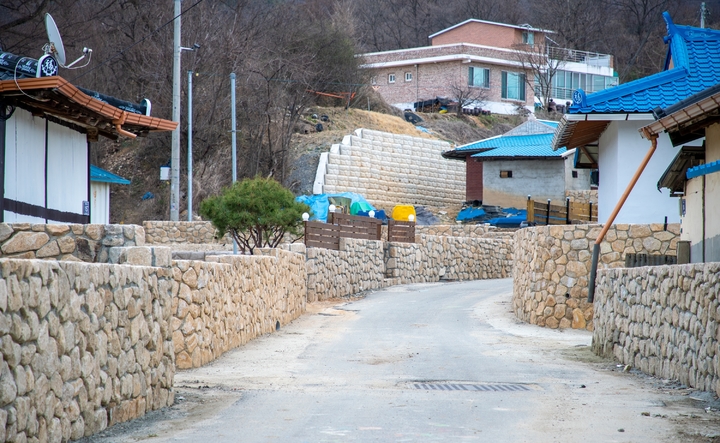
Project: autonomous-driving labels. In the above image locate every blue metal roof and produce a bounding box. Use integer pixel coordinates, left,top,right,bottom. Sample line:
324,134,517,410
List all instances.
453,119,557,153
471,133,567,159
90,165,131,184
569,12,720,114
687,159,720,179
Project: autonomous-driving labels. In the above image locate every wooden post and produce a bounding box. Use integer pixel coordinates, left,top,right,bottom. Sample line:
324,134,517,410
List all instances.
526,195,534,223
546,199,551,225
565,197,571,224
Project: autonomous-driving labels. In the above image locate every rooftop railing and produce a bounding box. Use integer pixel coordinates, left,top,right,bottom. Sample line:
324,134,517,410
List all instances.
548,47,613,68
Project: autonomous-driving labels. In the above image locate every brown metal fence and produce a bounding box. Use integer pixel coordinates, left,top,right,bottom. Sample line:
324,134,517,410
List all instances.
387,220,416,243
526,198,598,225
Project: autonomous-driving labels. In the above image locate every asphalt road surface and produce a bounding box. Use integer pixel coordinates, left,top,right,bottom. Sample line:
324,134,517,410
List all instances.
82,279,720,443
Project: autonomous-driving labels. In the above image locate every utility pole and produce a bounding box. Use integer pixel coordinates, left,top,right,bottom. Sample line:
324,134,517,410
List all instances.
187,70,193,221
170,0,181,221
231,72,237,254
701,2,708,28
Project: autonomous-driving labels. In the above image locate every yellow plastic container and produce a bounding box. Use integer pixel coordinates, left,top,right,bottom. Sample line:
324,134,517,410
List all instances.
391,205,416,221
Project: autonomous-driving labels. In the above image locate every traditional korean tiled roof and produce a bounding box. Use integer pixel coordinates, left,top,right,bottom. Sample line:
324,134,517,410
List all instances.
569,12,720,114
471,133,567,159
90,165,131,185
0,76,176,139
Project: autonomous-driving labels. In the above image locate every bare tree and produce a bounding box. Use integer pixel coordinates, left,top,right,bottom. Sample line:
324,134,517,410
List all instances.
447,81,488,117
511,37,567,109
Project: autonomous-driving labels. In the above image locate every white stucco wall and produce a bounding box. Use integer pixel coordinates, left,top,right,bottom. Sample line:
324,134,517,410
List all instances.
685,123,720,262
4,109,46,223
598,120,681,224
47,121,88,221
706,125,720,262
3,109,89,223
91,182,110,224
483,159,565,208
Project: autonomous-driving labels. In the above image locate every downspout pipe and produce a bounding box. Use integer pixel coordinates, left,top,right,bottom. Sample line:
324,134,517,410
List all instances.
587,133,658,302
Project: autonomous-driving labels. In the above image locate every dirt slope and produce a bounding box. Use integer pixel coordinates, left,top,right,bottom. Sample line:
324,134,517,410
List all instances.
100,107,522,225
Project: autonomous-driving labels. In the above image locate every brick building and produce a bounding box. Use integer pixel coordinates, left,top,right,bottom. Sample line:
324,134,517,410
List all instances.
361,19,617,114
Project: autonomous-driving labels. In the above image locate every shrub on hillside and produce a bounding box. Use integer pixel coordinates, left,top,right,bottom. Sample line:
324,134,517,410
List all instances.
199,177,310,254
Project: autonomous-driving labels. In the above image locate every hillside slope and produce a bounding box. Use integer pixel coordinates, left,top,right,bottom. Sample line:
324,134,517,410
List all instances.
100,107,524,225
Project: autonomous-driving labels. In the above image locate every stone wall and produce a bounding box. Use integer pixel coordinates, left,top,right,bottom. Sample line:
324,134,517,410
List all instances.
0,224,144,263
593,262,720,395
414,225,494,237
304,234,513,302
566,190,598,205
385,235,513,284
0,259,175,442
305,238,386,302
143,221,231,245
513,223,680,331
171,248,307,369
320,129,465,210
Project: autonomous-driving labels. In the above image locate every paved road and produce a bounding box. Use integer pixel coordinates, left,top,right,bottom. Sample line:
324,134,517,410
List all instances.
83,279,720,443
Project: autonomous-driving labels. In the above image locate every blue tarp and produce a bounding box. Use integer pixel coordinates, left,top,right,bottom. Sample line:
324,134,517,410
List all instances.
457,206,486,222
487,209,527,228
296,193,377,222
487,215,526,228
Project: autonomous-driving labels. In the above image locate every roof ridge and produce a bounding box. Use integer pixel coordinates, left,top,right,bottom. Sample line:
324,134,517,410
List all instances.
573,67,687,109
568,12,720,114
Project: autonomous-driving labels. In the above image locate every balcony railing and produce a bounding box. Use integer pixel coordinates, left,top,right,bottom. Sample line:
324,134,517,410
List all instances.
548,47,613,69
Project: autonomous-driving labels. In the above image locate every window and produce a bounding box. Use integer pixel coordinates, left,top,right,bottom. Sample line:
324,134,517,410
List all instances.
501,71,526,101
371,76,377,85
468,66,490,88
388,74,395,84
500,170,513,178
522,31,534,45
550,70,619,100
572,170,578,178
405,72,412,82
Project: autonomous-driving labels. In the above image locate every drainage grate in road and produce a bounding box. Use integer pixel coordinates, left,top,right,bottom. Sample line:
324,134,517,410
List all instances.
412,382,531,392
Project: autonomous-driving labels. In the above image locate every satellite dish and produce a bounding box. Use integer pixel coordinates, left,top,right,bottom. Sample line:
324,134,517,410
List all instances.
44,14,66,66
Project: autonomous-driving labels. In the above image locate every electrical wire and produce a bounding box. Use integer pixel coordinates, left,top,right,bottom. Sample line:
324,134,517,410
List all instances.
71,0,207,82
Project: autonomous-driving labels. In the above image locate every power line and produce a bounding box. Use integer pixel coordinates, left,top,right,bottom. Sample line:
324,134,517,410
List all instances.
71,0,206,82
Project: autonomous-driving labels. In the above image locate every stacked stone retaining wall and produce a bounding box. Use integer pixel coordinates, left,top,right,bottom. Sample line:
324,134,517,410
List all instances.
0,224,144,263
513,223,680,331
593,263,720,396
0,259,174,442
305,238,386,302
565,190,598,204
143,221,231,245
320,129,465,209
171,248,307,369
385,235,513,284
305,234,514,301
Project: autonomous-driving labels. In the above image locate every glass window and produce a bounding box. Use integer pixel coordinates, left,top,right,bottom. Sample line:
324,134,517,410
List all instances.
522,31,534,45
468,67,489,88
592,75,605,92
501,71,526,101
405,72,412,82
388,74,395,84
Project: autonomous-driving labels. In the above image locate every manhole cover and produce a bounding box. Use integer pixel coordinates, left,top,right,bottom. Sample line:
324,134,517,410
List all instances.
411,382,533,392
